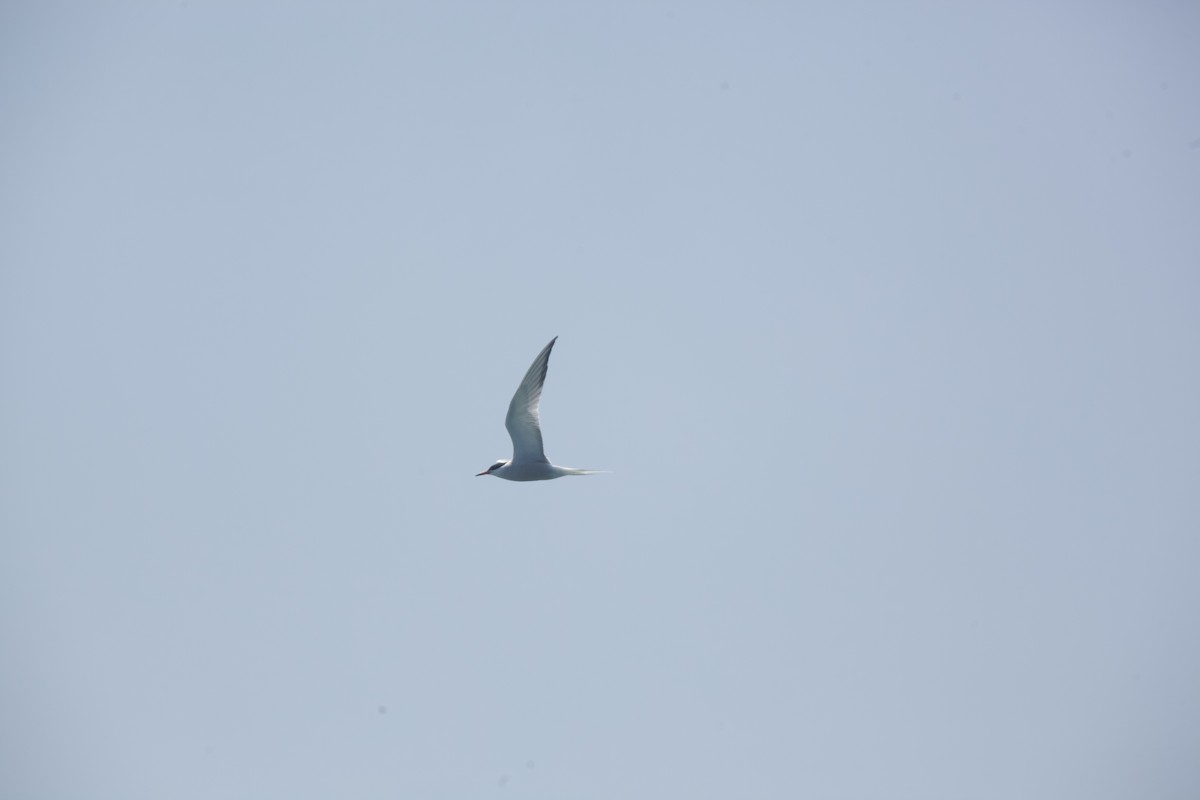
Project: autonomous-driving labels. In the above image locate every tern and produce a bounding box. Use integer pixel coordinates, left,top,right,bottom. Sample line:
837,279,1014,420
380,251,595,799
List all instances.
476,337,602,481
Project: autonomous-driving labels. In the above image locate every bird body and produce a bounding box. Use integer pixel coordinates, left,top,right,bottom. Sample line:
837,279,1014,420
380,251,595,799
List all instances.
476,337,601,481
480,460,599,482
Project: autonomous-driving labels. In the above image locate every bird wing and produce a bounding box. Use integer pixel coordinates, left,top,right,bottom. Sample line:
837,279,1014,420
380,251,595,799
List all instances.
505,337,557,464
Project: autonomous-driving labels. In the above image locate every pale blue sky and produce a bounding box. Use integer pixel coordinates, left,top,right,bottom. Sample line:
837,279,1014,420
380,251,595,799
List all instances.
3,2,1199,798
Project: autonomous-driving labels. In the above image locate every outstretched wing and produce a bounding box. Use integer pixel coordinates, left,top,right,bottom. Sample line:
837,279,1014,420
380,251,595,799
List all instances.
505,337,557,464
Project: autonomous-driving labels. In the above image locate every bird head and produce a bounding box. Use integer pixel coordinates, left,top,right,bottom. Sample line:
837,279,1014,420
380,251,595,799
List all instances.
475,459,510,477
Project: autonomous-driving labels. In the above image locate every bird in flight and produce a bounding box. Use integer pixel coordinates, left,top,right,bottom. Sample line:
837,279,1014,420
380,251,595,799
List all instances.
476,337,602,481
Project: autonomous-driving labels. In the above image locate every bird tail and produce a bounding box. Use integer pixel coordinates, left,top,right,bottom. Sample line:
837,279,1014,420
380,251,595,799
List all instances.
561,468,609,476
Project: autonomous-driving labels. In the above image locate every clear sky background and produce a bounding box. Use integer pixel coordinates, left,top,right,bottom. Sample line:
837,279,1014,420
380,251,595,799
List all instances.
3,2,1198,798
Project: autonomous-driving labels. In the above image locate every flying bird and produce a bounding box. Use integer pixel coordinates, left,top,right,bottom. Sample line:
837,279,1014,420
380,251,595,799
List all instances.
476,337,602,481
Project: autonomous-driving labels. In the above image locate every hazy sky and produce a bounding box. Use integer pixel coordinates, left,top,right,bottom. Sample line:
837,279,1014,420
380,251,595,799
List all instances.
3,2,1198,798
